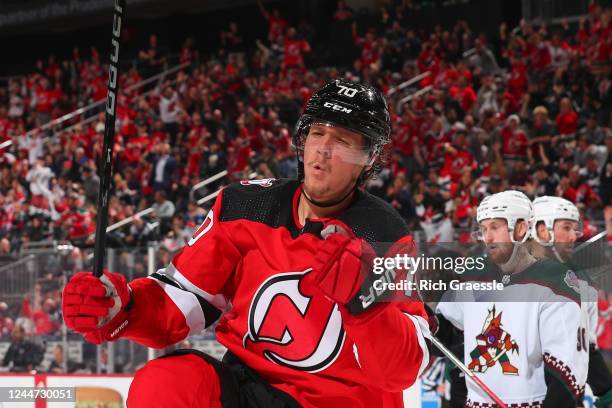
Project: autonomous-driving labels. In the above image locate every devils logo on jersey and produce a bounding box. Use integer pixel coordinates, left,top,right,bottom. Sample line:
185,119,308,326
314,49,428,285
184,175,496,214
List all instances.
243,271,345,373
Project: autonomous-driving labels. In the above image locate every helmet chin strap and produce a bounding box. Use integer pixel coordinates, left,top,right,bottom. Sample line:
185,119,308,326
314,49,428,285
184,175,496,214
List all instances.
499,227,535,274
534,229,567,263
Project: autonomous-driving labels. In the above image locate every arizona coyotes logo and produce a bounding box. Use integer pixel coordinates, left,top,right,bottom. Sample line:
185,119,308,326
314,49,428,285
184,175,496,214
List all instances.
468,305,520,375
244,271,345,372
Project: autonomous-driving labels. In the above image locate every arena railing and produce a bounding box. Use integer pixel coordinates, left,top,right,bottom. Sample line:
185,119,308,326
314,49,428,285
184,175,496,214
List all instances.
0,244,165,374
100,170,256,236
0,61,190,151
385,71,431,96
399,85,434,106
0,255,36,300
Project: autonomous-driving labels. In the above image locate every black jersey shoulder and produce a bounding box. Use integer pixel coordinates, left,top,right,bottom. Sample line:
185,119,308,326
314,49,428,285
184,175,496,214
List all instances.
337,189,409,244
218,178,298,227
218,180,410,244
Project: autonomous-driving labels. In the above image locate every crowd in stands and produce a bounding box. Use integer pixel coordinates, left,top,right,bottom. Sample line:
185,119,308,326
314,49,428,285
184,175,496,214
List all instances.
0,0,610,368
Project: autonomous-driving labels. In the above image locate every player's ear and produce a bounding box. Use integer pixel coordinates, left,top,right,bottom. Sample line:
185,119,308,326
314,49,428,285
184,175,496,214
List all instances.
514,219,528,241
536,222,550,242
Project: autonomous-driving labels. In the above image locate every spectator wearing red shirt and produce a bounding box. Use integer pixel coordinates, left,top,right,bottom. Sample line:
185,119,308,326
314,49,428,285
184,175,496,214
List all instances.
179,37,197,65
439,124,476,182
597,291,612,361
393,109,417,158
548,31,572,70
555,97,578,137
417,41,440,77
55,194,94,242
449,76,477,114
281,27,310,76
32,77,59,125
352,23,381,70
20,297,60,336
0,106,14,143
500,114,528,180
508,56,528,100
256,0,288,44
227,130,252,179
557,167,601,210
0,302,14,338
421,116,450,170
526,32,552,73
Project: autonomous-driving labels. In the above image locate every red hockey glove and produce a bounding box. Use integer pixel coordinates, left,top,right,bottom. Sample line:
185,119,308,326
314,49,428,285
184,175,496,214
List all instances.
307,225,369,305
63,270,132,344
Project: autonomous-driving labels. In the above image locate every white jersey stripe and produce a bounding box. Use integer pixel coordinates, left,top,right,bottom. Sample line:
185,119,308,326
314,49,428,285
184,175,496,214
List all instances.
149,276,206,337
164,263,228,310
404,313,431,378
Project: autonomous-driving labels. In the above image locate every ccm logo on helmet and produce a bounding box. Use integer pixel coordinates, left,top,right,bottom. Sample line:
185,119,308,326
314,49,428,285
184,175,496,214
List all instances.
324,102,352,114
337,85,358,97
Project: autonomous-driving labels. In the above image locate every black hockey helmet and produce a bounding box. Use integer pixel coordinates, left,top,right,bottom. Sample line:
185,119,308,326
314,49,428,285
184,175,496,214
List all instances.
293,79,392,183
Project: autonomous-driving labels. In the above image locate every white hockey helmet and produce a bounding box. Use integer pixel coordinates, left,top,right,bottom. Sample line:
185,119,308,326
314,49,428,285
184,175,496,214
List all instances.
532,196,581,244
475,190,533,243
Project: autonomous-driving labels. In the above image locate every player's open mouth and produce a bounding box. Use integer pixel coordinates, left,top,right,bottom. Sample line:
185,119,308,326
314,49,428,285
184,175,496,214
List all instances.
312,163,326,172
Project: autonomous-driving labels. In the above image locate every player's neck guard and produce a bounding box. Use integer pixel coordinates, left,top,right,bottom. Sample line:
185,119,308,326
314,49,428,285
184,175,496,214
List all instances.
500,243,536,274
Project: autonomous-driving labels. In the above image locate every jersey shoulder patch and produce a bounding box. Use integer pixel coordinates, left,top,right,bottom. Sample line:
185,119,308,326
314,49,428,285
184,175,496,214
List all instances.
337,190,409,244
219,178,298,227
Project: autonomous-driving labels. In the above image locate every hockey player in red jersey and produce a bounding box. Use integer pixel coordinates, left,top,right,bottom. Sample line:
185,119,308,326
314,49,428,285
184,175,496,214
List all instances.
62,79,430,407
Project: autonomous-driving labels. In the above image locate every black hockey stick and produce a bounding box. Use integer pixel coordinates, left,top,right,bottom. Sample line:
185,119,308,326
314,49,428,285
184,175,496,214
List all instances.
93,0,126,278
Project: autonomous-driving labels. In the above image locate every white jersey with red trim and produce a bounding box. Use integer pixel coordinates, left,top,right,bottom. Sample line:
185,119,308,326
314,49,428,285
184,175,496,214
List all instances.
437,258,590,407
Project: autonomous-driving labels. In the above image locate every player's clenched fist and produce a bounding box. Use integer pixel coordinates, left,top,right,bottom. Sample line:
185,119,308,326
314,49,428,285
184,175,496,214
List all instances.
307,224,373,305
62,270,132,344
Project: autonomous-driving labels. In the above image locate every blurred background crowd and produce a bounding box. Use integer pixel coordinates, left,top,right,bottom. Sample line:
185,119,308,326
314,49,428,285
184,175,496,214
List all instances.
0,0,609,375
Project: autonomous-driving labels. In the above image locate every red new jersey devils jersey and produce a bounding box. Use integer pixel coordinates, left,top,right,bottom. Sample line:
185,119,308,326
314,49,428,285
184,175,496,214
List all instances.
124,179,429,407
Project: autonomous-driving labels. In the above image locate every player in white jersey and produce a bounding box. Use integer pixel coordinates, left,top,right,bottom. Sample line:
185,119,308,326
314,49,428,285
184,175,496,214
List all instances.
531,196,611,407
436,190,588,407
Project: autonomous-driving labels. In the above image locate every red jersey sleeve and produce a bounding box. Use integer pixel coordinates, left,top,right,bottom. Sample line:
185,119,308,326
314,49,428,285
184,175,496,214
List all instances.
341,301,430,392
123,189,242,348
342,236,430,391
